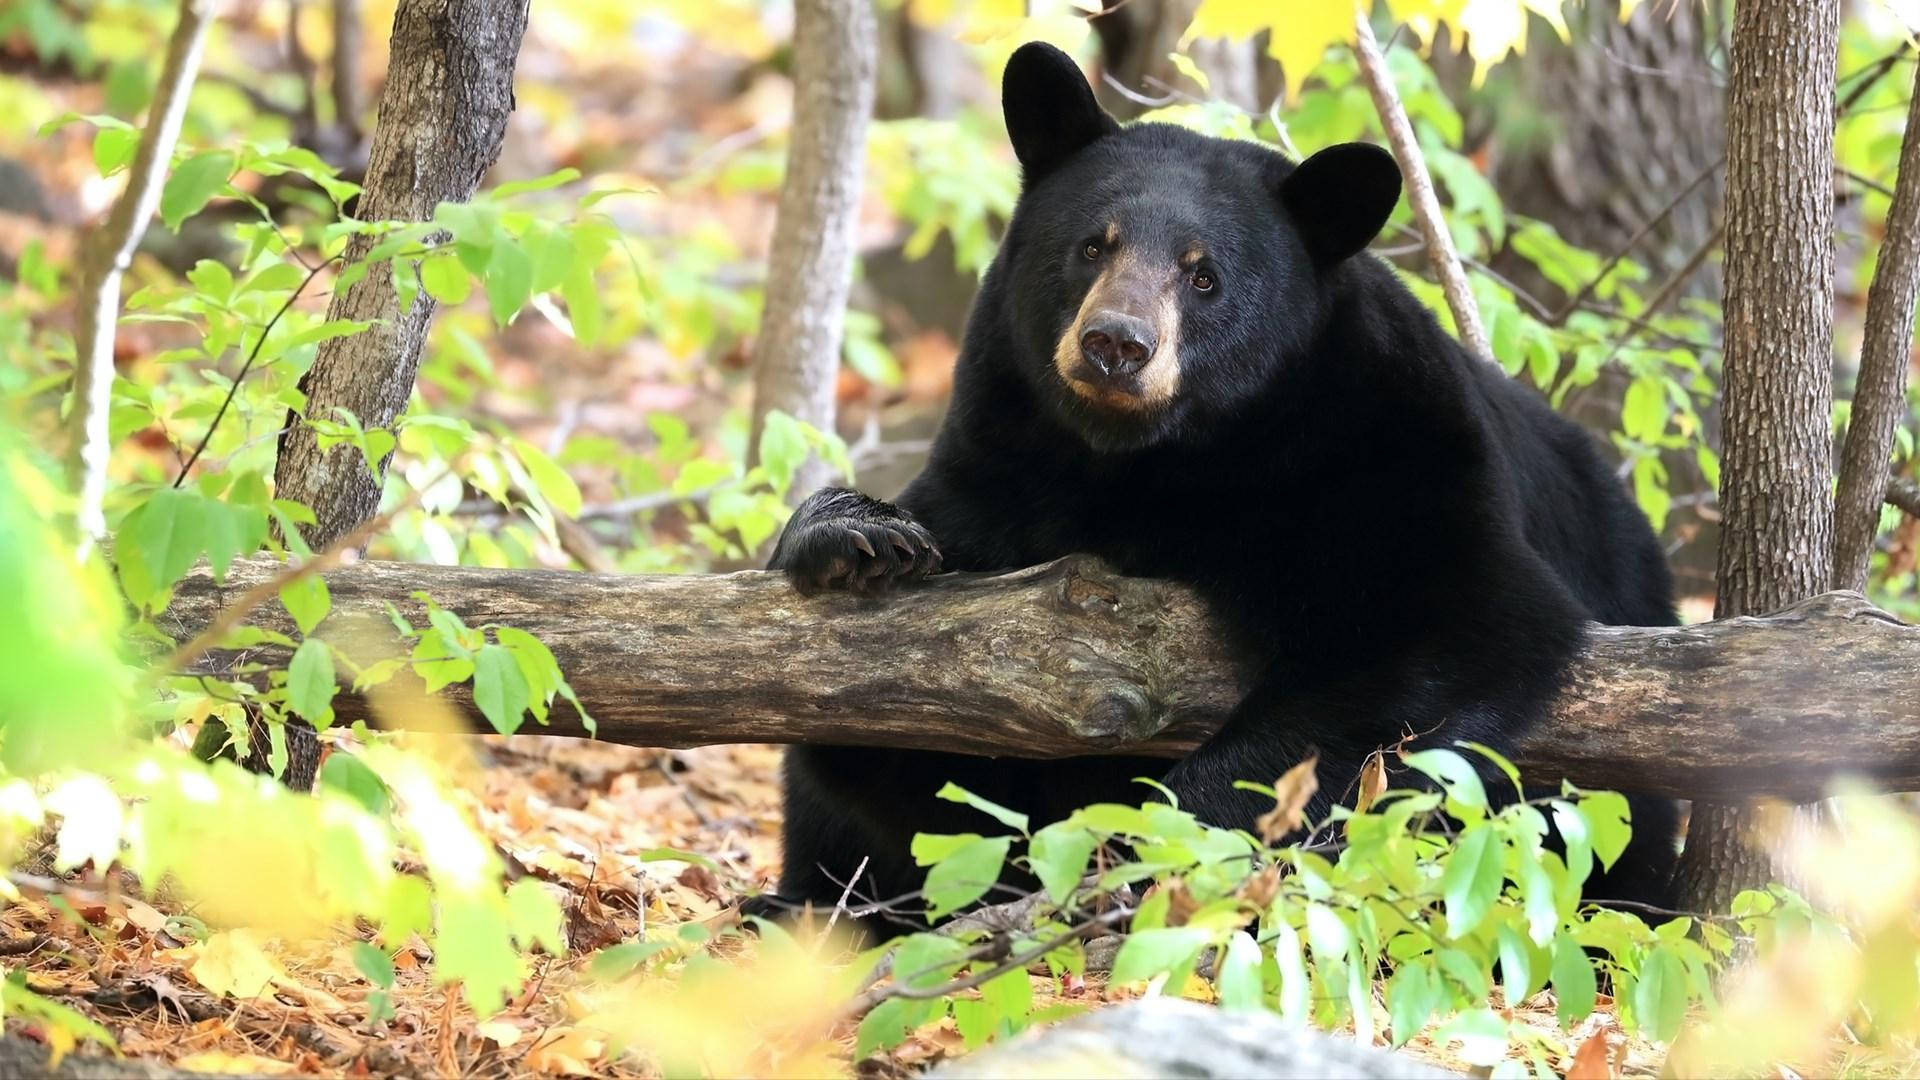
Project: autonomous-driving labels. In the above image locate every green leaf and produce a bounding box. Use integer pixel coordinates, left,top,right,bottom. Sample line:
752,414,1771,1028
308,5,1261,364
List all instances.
506,877,566,953
1551,929,1598,1026
509,439,583,518
1549,800,1594,887
561,261,603,344
419,254,472,304
1496,923,1539,1003
1577,791,1633,870
910,832,979,866
160,151,235,231
491,168,581,199
935,782,1029,833
1621,375,1669,441
285,638,336,724
758,411,810,495
352,942,396,989
320,753,391,816
93,127,139,176
1440,825,1504,938
1632,944,1688,1042
1434,1007,1510,1069
1273,920,1309,1022
921,835,1010,918
1305,902,1352,960
1403,748,1488,819
1109,927,1212,985
1387,958,1442,1047
472,644,531,735
893,932,968,990
1216,931,1264,1011
484,239,533,326
279,573,331,636
115,488,209,608
981,965,1032,1032
524,220,577,293
856,996,934,1059
588,940,670,980
1027,822,1097,905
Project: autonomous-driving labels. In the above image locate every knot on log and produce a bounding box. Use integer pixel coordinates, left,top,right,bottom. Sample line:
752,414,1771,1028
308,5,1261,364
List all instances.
1075,684,1156,741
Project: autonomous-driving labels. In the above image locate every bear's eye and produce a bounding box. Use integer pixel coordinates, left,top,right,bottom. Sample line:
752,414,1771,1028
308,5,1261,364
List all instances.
1191,270,1217,293
1082,242,1102,261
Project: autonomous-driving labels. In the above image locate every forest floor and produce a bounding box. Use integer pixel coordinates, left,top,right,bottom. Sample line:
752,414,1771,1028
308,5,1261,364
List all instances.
0,734,1688,1079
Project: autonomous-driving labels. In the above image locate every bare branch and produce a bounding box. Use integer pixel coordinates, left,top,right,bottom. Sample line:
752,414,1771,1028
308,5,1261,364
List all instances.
1890,475,1920,519
1351,13,1489,358
68,0,218,551
1834,61,1920,591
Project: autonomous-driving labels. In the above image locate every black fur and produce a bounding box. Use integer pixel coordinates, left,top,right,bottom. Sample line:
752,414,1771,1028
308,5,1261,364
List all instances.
754,43,1679,935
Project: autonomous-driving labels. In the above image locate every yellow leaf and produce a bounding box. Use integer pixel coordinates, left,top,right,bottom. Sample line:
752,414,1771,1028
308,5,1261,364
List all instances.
522,1026,605,1076
42,1021,74,1070
189,929,287,999
476,1019,524,1048
1259,1,1367,101
175,1052,298,1076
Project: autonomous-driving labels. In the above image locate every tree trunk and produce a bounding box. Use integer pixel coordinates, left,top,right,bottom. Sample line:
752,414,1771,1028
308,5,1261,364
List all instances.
746,0,876,503
1481,0,1727,304
161,555,1920,804
272,0,530,549
1673,0,1841,914
1833,63,1920,592
67,0,215,550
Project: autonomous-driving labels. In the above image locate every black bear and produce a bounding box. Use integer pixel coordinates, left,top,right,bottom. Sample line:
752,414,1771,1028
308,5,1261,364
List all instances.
753,42,1679,934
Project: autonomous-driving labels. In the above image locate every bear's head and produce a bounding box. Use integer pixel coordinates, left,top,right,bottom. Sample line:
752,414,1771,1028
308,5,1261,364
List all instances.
996,42,1403,452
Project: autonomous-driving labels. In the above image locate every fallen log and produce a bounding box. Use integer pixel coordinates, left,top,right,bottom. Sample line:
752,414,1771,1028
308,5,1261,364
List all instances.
160,554,1920,802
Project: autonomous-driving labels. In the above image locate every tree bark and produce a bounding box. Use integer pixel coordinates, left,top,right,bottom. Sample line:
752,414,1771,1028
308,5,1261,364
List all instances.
746,0,876,502
67,0,215,550
1833,62,1920,592
272,0,530,549
1674,0,1842,914
160,555,1920,804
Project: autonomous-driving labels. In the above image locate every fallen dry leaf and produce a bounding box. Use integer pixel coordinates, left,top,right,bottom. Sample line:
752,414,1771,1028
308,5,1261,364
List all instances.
1567,1029,1615,1080
1355,750,1388,814
1255,754,1320,843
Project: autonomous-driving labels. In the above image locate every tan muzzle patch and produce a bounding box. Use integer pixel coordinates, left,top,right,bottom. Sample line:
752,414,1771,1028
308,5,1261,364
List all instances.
1052,254,1182,413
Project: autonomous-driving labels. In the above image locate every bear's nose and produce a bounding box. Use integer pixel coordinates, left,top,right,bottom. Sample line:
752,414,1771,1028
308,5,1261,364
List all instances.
1080,312,1156,378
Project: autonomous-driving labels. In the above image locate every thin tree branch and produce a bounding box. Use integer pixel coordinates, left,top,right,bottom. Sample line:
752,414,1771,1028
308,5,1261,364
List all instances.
1834,61,1920,591
1597,221,1725,371
173,254,339,487
1889,475,1920,519
68,0,218,552
1549,155,1724,326
162,467,445,673
1351,13,1489,358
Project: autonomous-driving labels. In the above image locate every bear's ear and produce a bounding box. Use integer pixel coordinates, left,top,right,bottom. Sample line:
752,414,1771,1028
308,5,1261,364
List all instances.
1278,143,1402,265
1002,42,1120,186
